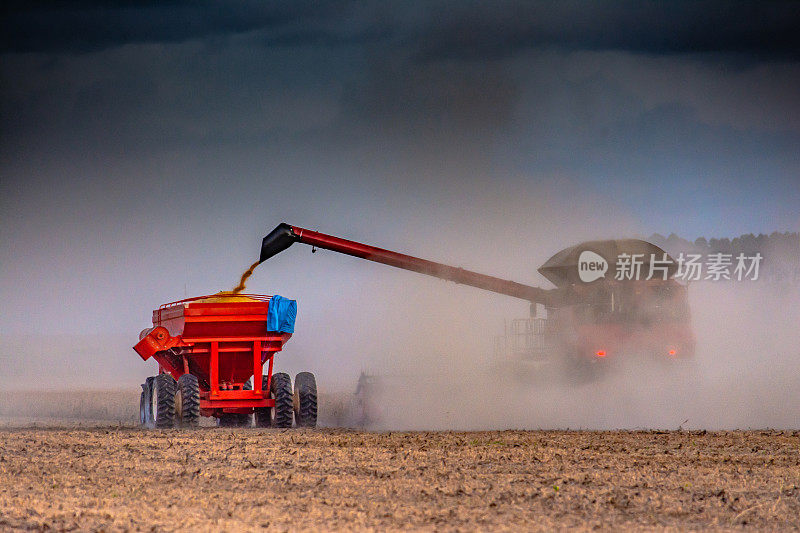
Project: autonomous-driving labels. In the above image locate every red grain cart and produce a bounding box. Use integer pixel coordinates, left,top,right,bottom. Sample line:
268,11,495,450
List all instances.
133,294,317,428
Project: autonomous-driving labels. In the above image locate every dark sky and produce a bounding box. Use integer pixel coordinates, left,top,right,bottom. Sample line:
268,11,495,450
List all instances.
1,1,798,349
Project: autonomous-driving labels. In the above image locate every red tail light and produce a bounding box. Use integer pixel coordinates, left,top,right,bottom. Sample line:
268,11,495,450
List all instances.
668,349,677,356
595,350,606,357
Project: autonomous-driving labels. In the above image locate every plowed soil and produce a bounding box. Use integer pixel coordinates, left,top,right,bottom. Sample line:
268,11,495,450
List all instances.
0,428,798,531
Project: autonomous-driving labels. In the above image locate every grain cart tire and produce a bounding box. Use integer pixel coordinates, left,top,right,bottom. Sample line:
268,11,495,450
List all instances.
293,372,318,428
271,372,293,428
139,381,150,427
175,374,200,427
151,373,178,428
254,375,272,428
143,377,156,428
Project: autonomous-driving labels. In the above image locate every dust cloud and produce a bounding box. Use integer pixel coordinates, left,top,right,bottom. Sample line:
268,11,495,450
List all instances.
311,190,799,431
355,279,800,431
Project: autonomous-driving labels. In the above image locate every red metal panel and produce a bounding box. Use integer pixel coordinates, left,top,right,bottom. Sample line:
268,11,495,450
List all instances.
201,399,273,409
202,390,266,400
183,314,268,322
253,340,262,392
266,355,274,392
133,326,185,361
182,336,284,343
210,341,219,395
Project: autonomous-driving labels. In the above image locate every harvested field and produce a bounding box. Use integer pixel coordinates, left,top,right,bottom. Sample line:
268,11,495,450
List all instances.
0,428,798,531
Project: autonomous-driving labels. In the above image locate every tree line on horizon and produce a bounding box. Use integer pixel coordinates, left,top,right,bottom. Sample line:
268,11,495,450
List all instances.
647,231,799,282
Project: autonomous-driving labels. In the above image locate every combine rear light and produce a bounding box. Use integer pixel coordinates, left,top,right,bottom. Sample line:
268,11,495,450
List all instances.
668,349,677,356
595,350,606,357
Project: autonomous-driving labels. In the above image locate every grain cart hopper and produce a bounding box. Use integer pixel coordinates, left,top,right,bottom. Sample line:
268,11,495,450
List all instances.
134,294,317,428
259,224,695,378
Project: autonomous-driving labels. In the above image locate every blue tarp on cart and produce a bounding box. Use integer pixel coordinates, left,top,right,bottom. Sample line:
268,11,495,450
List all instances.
267,295,297,333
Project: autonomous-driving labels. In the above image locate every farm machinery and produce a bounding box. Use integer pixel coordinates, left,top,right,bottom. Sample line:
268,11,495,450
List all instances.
493,239,696,377
134,222,695,428
259,223,695,377
134,294,317,428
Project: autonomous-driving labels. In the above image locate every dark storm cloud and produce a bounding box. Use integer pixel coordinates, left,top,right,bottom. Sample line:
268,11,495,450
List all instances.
411,1,800,62
2,1,799,59
340,53,518,142
0,1,351,53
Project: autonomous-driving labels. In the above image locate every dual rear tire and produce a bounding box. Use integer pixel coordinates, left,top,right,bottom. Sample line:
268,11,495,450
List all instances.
255,372,293,428
139,373,200,428
254,372,317,428
294,372,318,428
175,374,200,427
139,373,176,428
139,371,317,429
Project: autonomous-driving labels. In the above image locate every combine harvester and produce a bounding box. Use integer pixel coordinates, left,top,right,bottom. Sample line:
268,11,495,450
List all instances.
134,294,317,428
258,223,695,380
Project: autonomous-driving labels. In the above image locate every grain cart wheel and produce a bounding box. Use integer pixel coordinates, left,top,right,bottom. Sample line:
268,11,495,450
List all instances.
139,381,150,427
271,372,293,428
142,377,156,428
175,374,200,427
293,372,318,428
151,373,178,428
254,375,272,428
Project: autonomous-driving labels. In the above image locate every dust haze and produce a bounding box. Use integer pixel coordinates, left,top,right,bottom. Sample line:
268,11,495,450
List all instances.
351,277,800,431
313,191,800,431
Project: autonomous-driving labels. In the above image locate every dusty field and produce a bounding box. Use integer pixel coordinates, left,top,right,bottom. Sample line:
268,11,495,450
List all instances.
0,429,798,531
